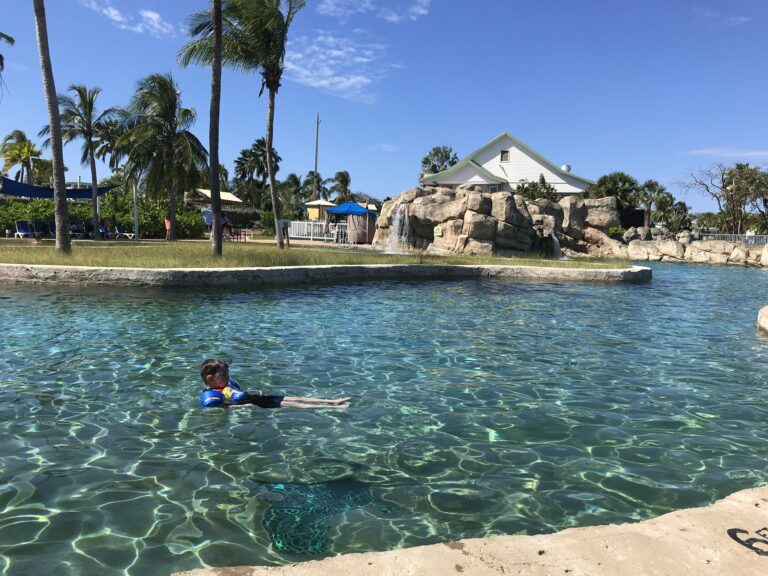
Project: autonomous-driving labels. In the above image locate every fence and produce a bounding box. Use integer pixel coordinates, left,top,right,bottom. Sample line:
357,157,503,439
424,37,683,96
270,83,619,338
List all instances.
699,233,768,246
287,221,347,243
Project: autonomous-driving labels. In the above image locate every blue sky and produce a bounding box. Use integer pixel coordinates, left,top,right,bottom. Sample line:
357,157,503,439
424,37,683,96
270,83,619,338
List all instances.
2,0,767,212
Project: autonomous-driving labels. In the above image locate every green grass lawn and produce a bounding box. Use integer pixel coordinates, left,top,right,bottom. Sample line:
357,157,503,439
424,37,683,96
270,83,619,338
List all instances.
0,239,630,269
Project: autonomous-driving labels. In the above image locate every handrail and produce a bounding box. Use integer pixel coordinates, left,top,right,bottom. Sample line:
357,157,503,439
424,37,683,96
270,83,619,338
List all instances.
699,233,768,245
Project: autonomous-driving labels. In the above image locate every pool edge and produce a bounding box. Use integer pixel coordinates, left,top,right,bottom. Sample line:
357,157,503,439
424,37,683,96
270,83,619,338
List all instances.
0,263,652,286
172,484,768,576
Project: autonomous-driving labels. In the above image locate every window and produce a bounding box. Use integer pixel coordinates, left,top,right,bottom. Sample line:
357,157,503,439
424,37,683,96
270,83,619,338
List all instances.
500,150,509,162
488,185,498,193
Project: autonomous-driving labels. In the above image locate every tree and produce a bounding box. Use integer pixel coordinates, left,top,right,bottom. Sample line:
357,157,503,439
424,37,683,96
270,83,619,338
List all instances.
515,174,559,203
0,31,15,92
39,84,116,240
33,0,71,253
278,172,306,219
302,170,328,200
119,73,208,240
420,145,458,178
234,137,281,188
94,117,127,172
179,0,306,248
329,170,352,203
585,171,639,211
683,163,756,234
637,179,666,228
207,0,224,257
1,130,41,183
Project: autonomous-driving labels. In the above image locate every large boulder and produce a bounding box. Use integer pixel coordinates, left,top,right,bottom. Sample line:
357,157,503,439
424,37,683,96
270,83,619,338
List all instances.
429,218,464,253
462,238,494,256
583,227,628,259
466,192,493,215
559,195,586,240
496,220,535,251
526,199,564,234
584,197,620,232
759,306,768,334
684,240,735,265
490,192,533,227
409,196,468,238
627,240,685,262
761,244,768,267
462,210,496,241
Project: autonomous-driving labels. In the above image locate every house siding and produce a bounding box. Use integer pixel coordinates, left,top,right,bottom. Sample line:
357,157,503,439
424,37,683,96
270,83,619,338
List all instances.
476,135,587,194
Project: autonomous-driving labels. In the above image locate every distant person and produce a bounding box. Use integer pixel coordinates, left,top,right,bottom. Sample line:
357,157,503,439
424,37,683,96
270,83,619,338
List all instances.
221,212,232,239
199,359,350,409
164,215,171,240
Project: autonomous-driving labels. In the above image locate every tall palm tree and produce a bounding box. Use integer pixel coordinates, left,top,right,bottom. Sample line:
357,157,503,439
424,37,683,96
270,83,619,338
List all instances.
94,117,127,171
207,0,224,257
179,0,306,248
279,172,305,219
1,130,41,183
39,84,116,240
329,170,352,204
119,73,208,240
33,0,70,252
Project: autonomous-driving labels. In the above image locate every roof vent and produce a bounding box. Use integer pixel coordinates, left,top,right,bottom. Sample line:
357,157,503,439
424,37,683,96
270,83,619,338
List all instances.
560,164,571,173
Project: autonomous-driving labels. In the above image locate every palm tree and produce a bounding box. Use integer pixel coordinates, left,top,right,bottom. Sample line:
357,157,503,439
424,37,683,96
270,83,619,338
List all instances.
420,146,458,178
1,32,15,90
1,130,41,183
329,170,352,203
207,0,224,257
119,73,208,240
94,117,127,171
585,171,640,212
302,170,328,200
278,172,305,219
33,0,70,252
637,179,666,228
39,84,116,239
234,137,281,188
179,0,306,248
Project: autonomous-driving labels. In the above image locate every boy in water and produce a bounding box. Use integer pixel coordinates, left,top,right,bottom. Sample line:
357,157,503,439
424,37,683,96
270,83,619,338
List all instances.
200,359,350,409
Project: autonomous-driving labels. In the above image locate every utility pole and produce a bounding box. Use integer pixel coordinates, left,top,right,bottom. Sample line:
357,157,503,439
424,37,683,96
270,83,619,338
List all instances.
313,113,320,200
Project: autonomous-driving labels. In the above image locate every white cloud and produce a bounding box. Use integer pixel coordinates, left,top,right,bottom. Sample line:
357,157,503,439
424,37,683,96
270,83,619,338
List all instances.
286,31,398,103
684,147,768,159
693,7,753,26
317,0,375,20
367,144,399,153
80,1,175,38
318,0,432,23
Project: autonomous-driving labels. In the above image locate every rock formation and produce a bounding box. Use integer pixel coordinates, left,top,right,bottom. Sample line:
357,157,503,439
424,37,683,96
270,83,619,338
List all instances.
372,186,767,267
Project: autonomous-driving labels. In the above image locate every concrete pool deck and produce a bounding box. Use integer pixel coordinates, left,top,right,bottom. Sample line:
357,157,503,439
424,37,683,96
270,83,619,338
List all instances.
174,485,768,576
0,262,652,286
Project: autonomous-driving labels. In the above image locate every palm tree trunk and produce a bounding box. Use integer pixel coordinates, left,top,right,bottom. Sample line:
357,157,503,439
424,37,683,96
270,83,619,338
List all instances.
209,0,223,257
265,87,284,248
89,147,101,240
169,184,177,241
33,0,70,253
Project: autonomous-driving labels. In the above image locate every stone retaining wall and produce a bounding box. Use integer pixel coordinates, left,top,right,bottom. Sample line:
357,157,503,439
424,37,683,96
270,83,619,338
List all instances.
0,263,652,287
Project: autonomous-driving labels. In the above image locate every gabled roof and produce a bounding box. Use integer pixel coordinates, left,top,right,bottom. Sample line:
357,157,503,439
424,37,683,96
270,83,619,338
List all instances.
419,132,594,186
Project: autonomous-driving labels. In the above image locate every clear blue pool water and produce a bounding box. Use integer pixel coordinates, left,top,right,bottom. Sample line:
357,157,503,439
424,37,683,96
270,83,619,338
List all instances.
1,262,767,575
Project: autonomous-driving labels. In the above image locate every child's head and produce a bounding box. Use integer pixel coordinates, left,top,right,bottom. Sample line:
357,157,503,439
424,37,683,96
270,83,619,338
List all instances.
200,358,229,388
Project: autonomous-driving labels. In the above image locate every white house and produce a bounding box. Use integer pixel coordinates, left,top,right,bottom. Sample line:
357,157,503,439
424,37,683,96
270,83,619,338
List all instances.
419,132,593,195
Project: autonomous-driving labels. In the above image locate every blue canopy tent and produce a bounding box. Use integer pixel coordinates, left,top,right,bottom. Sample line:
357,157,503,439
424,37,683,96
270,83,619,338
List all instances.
1,177,115,199
326,201,377,244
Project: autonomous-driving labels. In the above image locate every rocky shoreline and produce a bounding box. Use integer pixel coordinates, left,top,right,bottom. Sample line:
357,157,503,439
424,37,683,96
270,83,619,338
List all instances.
373,186,768,267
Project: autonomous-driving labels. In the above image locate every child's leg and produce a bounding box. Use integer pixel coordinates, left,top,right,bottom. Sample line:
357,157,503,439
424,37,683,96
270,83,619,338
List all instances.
280,400,349,410
283,396,351,405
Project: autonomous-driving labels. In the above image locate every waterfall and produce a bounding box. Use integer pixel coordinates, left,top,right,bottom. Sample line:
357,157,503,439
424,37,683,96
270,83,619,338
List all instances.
384,203,411,254
551,233,567,260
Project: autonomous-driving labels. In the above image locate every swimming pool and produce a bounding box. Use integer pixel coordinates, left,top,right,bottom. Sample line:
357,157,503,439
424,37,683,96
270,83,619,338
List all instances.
1,262,767,574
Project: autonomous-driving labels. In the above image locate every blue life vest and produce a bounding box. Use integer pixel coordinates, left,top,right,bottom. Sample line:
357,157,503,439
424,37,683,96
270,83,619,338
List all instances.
200,379,248,407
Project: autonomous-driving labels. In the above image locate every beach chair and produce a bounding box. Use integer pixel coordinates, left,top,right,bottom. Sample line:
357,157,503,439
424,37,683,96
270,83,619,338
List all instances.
114,224,135,240
33,220,51,238
14,221,36,238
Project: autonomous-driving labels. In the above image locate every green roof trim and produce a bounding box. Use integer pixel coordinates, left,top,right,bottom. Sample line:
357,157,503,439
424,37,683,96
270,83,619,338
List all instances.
419,132,594,186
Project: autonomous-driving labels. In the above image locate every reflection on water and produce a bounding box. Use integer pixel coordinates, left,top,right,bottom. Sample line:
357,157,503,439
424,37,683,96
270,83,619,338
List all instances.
0,263,767,574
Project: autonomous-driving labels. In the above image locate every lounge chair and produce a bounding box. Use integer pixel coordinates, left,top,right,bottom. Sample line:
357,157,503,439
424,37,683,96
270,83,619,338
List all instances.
14,221,37,238
114,224,135,240
33,220,51,238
